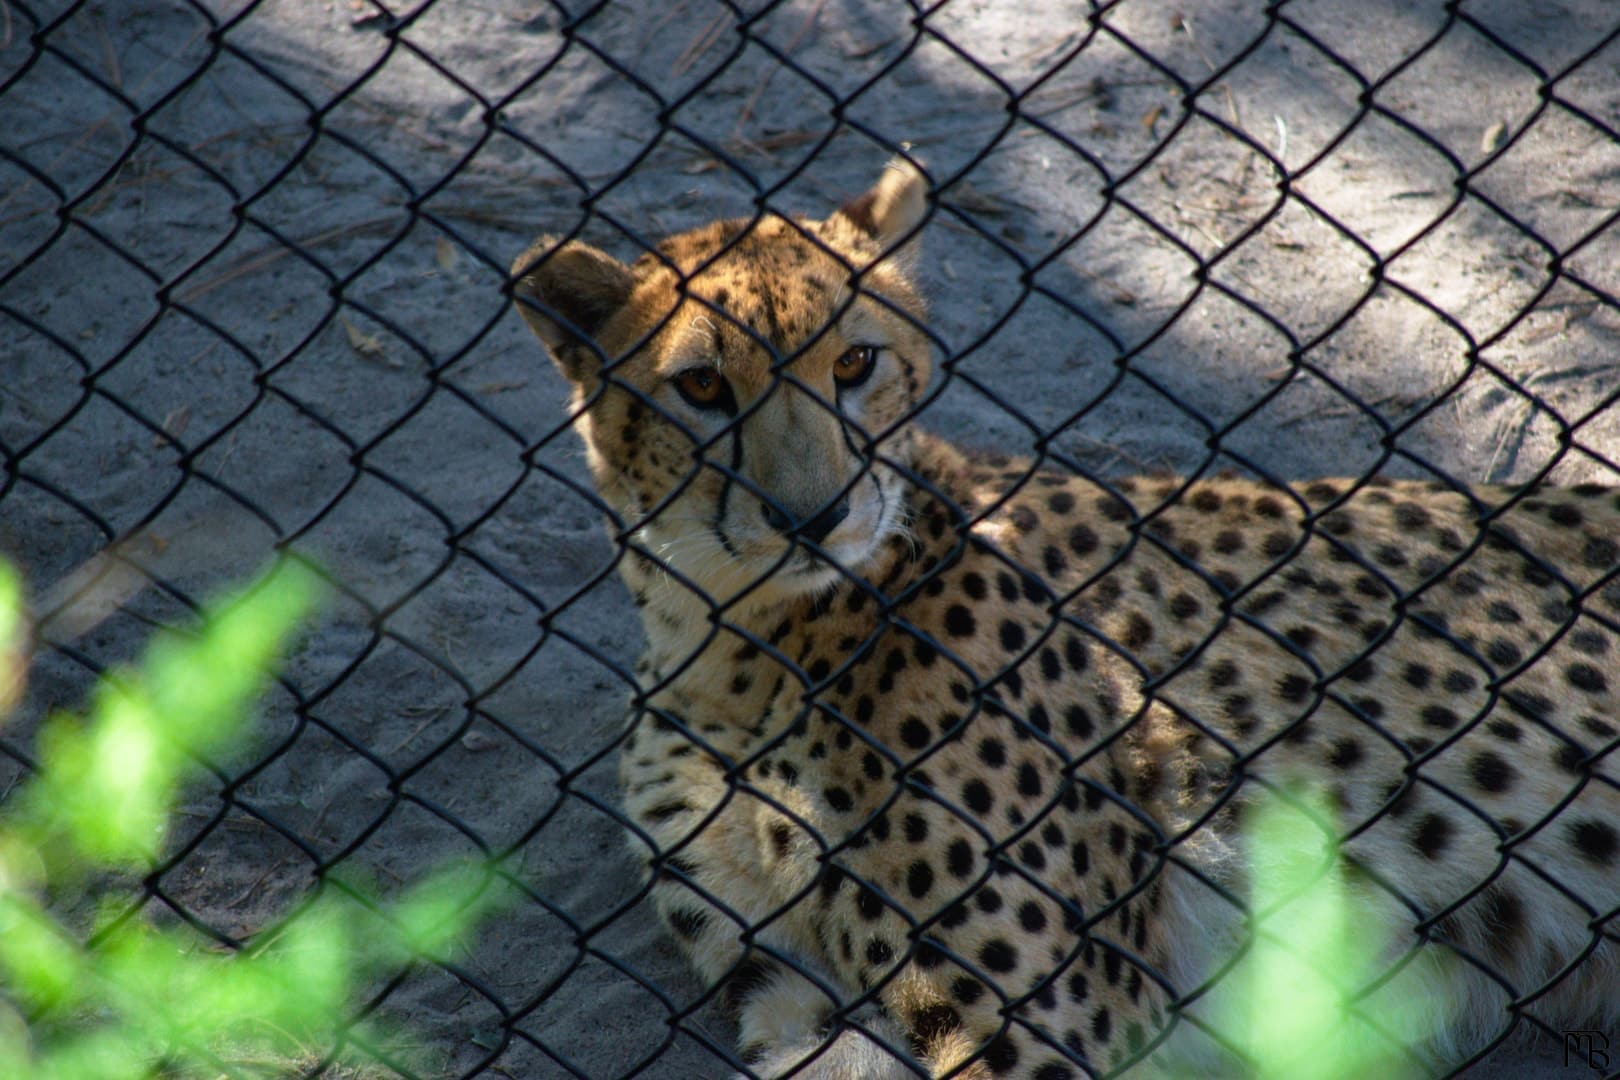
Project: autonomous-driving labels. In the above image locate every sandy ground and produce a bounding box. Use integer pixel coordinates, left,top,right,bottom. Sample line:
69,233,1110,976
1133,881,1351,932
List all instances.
3,0,1618,1076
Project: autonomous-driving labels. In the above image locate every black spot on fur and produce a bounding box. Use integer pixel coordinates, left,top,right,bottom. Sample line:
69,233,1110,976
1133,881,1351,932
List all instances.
1044,545,1068,578
1394,502,1431,529
1246,590,1286,615
1486,638,1522,669
1168,592,1201,619
1017,763,1042,797
1421,705,1460,730
1570,629,1610,656
1353,573,1385,598
1582,715,1617,738
1442,669,1477,694
1122,612,1153,650
1068,524,1099,556
1262,530,1293,558
984,1035,1019,1074
1286,626,1319,651
1091,1006,1112,1043
1276,673,1311,703
1567,662,1607,693
1568,819,1618,865
953,977,985,1004
1470,751,1514,794
1412,813,1453,860
1548,503,1583,528
1582,536,1618,568
980,939,1018,972
1327,738,1362,770
1487,719,1522,742
1071,840,1091,877
963,780,993,816
907,860,935,898
646,800,693,822
1345,658,1375,682
669,907,708,939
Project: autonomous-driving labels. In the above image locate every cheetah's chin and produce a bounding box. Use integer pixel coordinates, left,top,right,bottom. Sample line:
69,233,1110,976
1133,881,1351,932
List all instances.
755,532,887,596
724,517,902,607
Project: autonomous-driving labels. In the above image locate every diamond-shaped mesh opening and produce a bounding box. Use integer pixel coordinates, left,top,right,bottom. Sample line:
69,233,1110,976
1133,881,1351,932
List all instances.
5,3,1620,1079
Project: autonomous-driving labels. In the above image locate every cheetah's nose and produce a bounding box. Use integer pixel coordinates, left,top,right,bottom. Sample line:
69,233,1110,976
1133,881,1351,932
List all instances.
762,498,851,544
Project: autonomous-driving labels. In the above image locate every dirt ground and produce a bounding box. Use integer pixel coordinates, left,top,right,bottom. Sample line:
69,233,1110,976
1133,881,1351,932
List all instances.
3,0,1618,1076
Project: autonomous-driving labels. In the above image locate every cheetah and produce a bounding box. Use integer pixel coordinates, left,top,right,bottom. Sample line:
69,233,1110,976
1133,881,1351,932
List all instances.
510,159,1619,1078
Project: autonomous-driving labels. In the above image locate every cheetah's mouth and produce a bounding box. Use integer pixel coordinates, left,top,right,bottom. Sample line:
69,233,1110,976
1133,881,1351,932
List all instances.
766,474,902,586
752,497,890,587
642,472,904,607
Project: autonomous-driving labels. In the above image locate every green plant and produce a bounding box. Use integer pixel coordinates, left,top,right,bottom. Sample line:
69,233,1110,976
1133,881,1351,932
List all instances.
0,559,493,1079
1223,780,1439,1080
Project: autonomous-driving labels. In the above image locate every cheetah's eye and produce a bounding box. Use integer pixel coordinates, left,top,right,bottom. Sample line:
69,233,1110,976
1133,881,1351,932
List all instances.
672,366,735,414
834,345,879,390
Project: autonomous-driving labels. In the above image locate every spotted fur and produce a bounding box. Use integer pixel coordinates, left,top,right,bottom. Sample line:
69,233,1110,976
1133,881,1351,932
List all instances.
511,161,1619,1078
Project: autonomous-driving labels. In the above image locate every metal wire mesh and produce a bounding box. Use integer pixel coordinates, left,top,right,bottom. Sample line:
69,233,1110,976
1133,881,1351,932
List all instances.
4,1,1619,1077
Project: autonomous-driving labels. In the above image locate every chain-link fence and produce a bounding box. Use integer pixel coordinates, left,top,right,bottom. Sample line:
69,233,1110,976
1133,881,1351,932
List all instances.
4,1,1620,1077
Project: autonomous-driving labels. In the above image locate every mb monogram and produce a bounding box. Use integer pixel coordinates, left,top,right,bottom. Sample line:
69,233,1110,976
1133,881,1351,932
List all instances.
1564,1030,1611,1073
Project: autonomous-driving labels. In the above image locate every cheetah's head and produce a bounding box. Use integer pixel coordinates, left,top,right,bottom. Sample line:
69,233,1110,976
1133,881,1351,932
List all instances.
511,160,931,609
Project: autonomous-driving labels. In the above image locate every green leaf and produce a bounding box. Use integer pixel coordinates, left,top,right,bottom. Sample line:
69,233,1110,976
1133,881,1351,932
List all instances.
0,557,493,1077
22,559,321,867
1226,780,1435,1080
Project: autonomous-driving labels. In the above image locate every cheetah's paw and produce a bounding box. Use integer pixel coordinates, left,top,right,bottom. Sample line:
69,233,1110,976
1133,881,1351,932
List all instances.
730,1010,920,1079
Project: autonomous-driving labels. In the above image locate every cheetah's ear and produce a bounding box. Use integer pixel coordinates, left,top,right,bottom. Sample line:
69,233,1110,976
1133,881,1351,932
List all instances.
510,235,635,380
834,156,928,252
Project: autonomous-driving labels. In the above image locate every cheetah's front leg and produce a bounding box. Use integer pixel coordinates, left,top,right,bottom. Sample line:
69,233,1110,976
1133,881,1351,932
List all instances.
624,736,921,1076
727,960,921,1079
